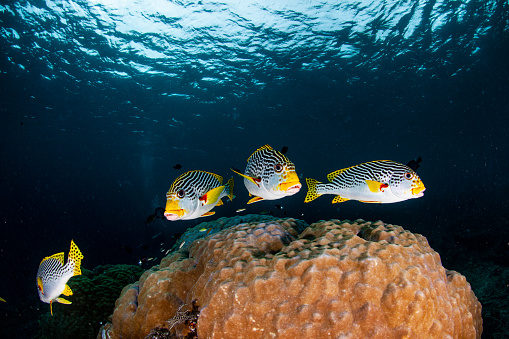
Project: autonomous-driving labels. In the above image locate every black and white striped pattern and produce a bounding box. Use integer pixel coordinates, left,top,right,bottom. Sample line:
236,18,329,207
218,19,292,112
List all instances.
168,170,223,200
245,145,295,184
327,160,413,190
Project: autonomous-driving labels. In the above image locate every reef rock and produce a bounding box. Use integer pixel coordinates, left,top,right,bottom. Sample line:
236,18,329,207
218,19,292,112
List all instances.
100,218,482,339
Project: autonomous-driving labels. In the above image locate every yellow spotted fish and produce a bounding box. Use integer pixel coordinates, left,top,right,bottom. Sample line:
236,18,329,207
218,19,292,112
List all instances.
232,145,302,204
164,170,234,221
36,240,83,315
305,160,425,204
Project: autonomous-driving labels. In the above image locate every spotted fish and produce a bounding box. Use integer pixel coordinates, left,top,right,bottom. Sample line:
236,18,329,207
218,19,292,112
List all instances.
231,145,302,204
36,240,83,315
305,160,426,204
164,170,234,221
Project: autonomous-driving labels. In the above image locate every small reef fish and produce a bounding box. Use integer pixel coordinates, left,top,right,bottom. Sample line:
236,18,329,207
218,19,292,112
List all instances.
305,160,426,204
36,240,83,315
236,208,246,213
231,145,302,204
164,170,234,221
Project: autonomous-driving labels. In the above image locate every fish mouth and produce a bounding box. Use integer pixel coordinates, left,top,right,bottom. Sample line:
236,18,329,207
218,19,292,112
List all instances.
164,210,185,221
279,181,302,194
412,185,426,196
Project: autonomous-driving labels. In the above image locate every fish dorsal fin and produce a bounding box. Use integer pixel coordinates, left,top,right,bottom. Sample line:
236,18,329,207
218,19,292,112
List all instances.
216,199,224,206
201,211,215,217
40,252,65,266
68,240,83,276
365,180,388,193
247,144,273,162
327,168,349,182
247,196,264,204
200,186,225,206
205,171,223,184
332,196,349,204
62,284,73,296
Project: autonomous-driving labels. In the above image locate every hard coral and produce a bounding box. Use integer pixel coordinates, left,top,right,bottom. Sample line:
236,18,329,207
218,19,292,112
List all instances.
101,218,482,339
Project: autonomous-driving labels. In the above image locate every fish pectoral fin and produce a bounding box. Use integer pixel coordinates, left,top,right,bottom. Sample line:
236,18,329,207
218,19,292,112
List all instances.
230,168,260,187
201,211,215,217
247,196,264,204
62,284,73,296
365,180,388,193
200,186,225,205
216,199,224,206
332,196,349,204
56,297,72,305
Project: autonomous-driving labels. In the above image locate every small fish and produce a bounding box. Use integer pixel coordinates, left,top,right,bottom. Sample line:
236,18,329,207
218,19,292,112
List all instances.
231,145,302,204
164,170,234,221
199,228,208,232
305,160,426,204
36,240,83,315
173,164,182,170
236,208,246,213
406,156,422,171
179,241,185,249
275,204,283,210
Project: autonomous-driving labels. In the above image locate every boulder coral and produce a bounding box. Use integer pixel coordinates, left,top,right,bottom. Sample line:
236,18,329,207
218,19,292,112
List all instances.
100,217,482,339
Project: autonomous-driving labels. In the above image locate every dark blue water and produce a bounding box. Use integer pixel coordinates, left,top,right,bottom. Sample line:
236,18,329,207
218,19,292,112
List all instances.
1,0,508,337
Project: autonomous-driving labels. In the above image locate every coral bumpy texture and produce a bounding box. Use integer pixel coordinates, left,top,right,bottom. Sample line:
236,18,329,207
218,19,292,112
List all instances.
100,218,482,338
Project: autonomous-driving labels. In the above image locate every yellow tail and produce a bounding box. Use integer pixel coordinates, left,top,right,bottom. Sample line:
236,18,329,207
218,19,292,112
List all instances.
225,176,235,201
69,240,83,276
304,178,322,203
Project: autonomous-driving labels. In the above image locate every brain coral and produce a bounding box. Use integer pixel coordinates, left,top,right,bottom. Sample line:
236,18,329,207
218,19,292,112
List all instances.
100,218,482,339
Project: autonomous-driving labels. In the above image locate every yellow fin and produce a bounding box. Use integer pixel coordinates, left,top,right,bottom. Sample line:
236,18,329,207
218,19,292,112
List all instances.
216,199,223,206
332,196,349,204
327,168,348,182
304,178,322,203
56,297,72,305
365,180,386,193
225,176,234,201
231,168,260,187
68,240,83,276
247,144,274,162
201,186,224,205
62,284,73,296
247,196,264,204
0,297,5,302
37,277,44,294
359,200,382,204
201,211,215,217
40,252,65,266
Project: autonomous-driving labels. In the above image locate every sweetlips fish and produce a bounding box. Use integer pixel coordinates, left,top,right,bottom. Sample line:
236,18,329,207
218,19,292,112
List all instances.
305,160,426,204
164,170,234,221
36,240,83,315
231,144,302,204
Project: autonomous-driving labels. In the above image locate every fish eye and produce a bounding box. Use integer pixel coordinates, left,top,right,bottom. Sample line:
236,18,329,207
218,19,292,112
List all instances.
177,190,185,198
404,172,414,180
274,164,283,173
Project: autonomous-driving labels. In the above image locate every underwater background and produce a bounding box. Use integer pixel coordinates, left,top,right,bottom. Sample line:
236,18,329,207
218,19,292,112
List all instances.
0,0,508,337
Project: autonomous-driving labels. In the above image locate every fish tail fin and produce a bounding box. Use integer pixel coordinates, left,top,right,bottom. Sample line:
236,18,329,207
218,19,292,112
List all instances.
304,178,323,203
224,177,235,201
68,240,83,276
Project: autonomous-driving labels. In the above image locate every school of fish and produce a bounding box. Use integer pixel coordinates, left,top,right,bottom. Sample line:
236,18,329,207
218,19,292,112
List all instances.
35,145,426,315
